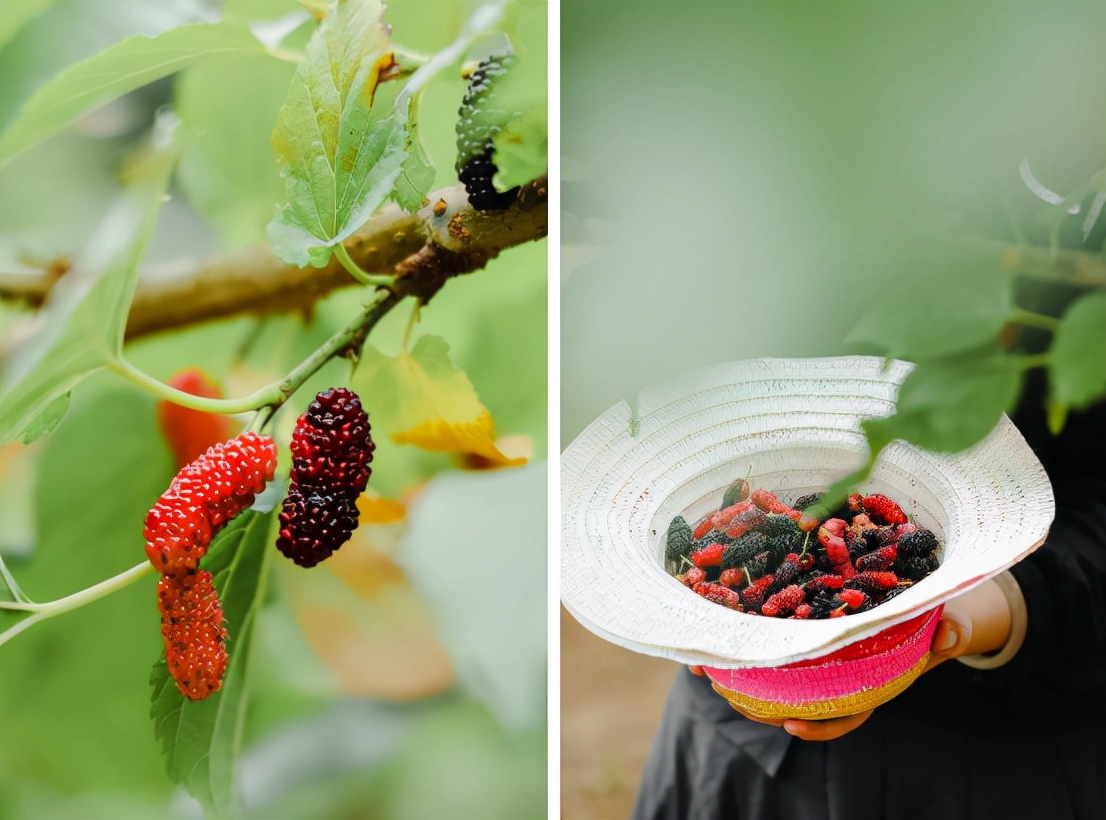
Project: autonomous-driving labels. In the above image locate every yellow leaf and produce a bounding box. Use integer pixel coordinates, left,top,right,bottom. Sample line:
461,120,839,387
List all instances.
356,335,525,464
393,410,528,467
356,494,406,524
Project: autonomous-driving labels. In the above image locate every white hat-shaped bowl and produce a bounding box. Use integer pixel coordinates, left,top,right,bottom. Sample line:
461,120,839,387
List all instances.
561,356,1054,669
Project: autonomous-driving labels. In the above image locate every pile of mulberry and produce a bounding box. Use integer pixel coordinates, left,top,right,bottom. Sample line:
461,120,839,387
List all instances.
276,388,374,568
145,431,277,700
455,52,520,211
667,483,942,620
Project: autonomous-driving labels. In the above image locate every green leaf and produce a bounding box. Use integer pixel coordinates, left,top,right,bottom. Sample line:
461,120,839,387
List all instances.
398,464,546,733
487,1,546,190
149,507,275,817
844,257,1014,361
492,106,546,191
391,93,436,213
861,348,1023,454
0,0,53,50
17,391,69,444
267,0,407,267
0,21,266,168
1048,291,1106,410
1,387,175,796
175,51,298,247
0,141,175,445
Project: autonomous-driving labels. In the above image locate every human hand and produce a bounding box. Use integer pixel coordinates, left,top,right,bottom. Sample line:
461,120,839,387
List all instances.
696,575,1014,740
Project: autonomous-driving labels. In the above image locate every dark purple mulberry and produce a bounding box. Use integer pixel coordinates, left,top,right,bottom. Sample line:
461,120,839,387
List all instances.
275,488,359,568
898,528,939,558
278,388,374,568
895,556,933,581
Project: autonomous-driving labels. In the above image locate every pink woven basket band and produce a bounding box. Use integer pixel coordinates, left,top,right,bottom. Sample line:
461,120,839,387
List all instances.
704,606,943,705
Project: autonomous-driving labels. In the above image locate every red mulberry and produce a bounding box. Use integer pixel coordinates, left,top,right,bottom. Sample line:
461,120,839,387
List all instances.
145,432,278,579
692,581,742,609
856,544,898,571
289,388,374,494
742,575,774,606
691,542,725,568
156,369,234,469
852,570,901,592
719,567,745,588
157,572,228,700
861,494,908,525
679,566,708,586
762,584,805,617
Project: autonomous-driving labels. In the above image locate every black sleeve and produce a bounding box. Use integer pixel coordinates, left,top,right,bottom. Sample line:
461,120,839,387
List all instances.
991,372,1106,700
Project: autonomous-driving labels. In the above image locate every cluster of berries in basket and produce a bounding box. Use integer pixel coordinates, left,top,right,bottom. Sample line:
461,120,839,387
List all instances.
665,480,941,619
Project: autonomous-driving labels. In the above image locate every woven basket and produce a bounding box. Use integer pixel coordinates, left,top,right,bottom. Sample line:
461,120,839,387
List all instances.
561,357,1054,703
704,607,943,719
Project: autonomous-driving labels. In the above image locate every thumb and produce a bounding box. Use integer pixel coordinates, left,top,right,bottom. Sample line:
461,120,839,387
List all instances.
927,612,973,667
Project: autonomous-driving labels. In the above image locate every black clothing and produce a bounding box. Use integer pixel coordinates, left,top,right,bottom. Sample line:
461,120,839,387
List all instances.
633,380,1106,820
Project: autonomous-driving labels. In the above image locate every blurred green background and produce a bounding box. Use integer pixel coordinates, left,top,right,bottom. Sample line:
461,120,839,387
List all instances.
0,1,546,818
561,0,1105,441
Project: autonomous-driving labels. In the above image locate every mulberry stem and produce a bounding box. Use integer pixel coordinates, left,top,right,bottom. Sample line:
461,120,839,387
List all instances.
0,561,155,647
110,290,402,428
334,244,396,288
109,358,280,414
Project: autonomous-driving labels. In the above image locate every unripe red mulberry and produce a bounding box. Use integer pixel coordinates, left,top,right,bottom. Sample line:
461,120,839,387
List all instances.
145,432,278,579
157,369,234,469
157,572,228,700
856,544,898,571
762,584,805,617
861,494,908,525
692,581,741,609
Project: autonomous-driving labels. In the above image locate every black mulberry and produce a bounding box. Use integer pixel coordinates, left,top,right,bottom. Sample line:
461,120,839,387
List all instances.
455,52,520,211
275,488,359,568
665,515,693,563
898,529,939,558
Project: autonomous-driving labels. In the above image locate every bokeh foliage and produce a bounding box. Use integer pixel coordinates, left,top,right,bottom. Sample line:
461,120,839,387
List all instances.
0,1,547,818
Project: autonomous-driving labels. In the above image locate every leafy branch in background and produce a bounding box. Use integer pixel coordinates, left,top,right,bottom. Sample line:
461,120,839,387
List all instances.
821,164,1106,511
0,0,547,815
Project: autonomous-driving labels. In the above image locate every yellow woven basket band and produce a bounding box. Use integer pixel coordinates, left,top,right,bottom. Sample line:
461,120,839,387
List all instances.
711,650,932,721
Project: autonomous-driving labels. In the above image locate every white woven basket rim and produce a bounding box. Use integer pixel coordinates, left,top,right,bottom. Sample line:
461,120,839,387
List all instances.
561,356,1055,668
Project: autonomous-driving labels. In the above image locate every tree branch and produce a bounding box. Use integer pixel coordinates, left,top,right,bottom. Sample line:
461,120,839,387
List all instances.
0,178,548,341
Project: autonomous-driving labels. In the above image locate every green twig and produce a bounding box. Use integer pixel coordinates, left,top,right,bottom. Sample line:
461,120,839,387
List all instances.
1009,308,1060,332
251,289,403,430
1019,353,1050,371
0,561,155,647
334,244,396,287
111,289,402,425
109,358,280,414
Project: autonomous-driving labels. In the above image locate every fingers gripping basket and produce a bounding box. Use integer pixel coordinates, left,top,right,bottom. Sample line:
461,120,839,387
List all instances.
561,357,1054,719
